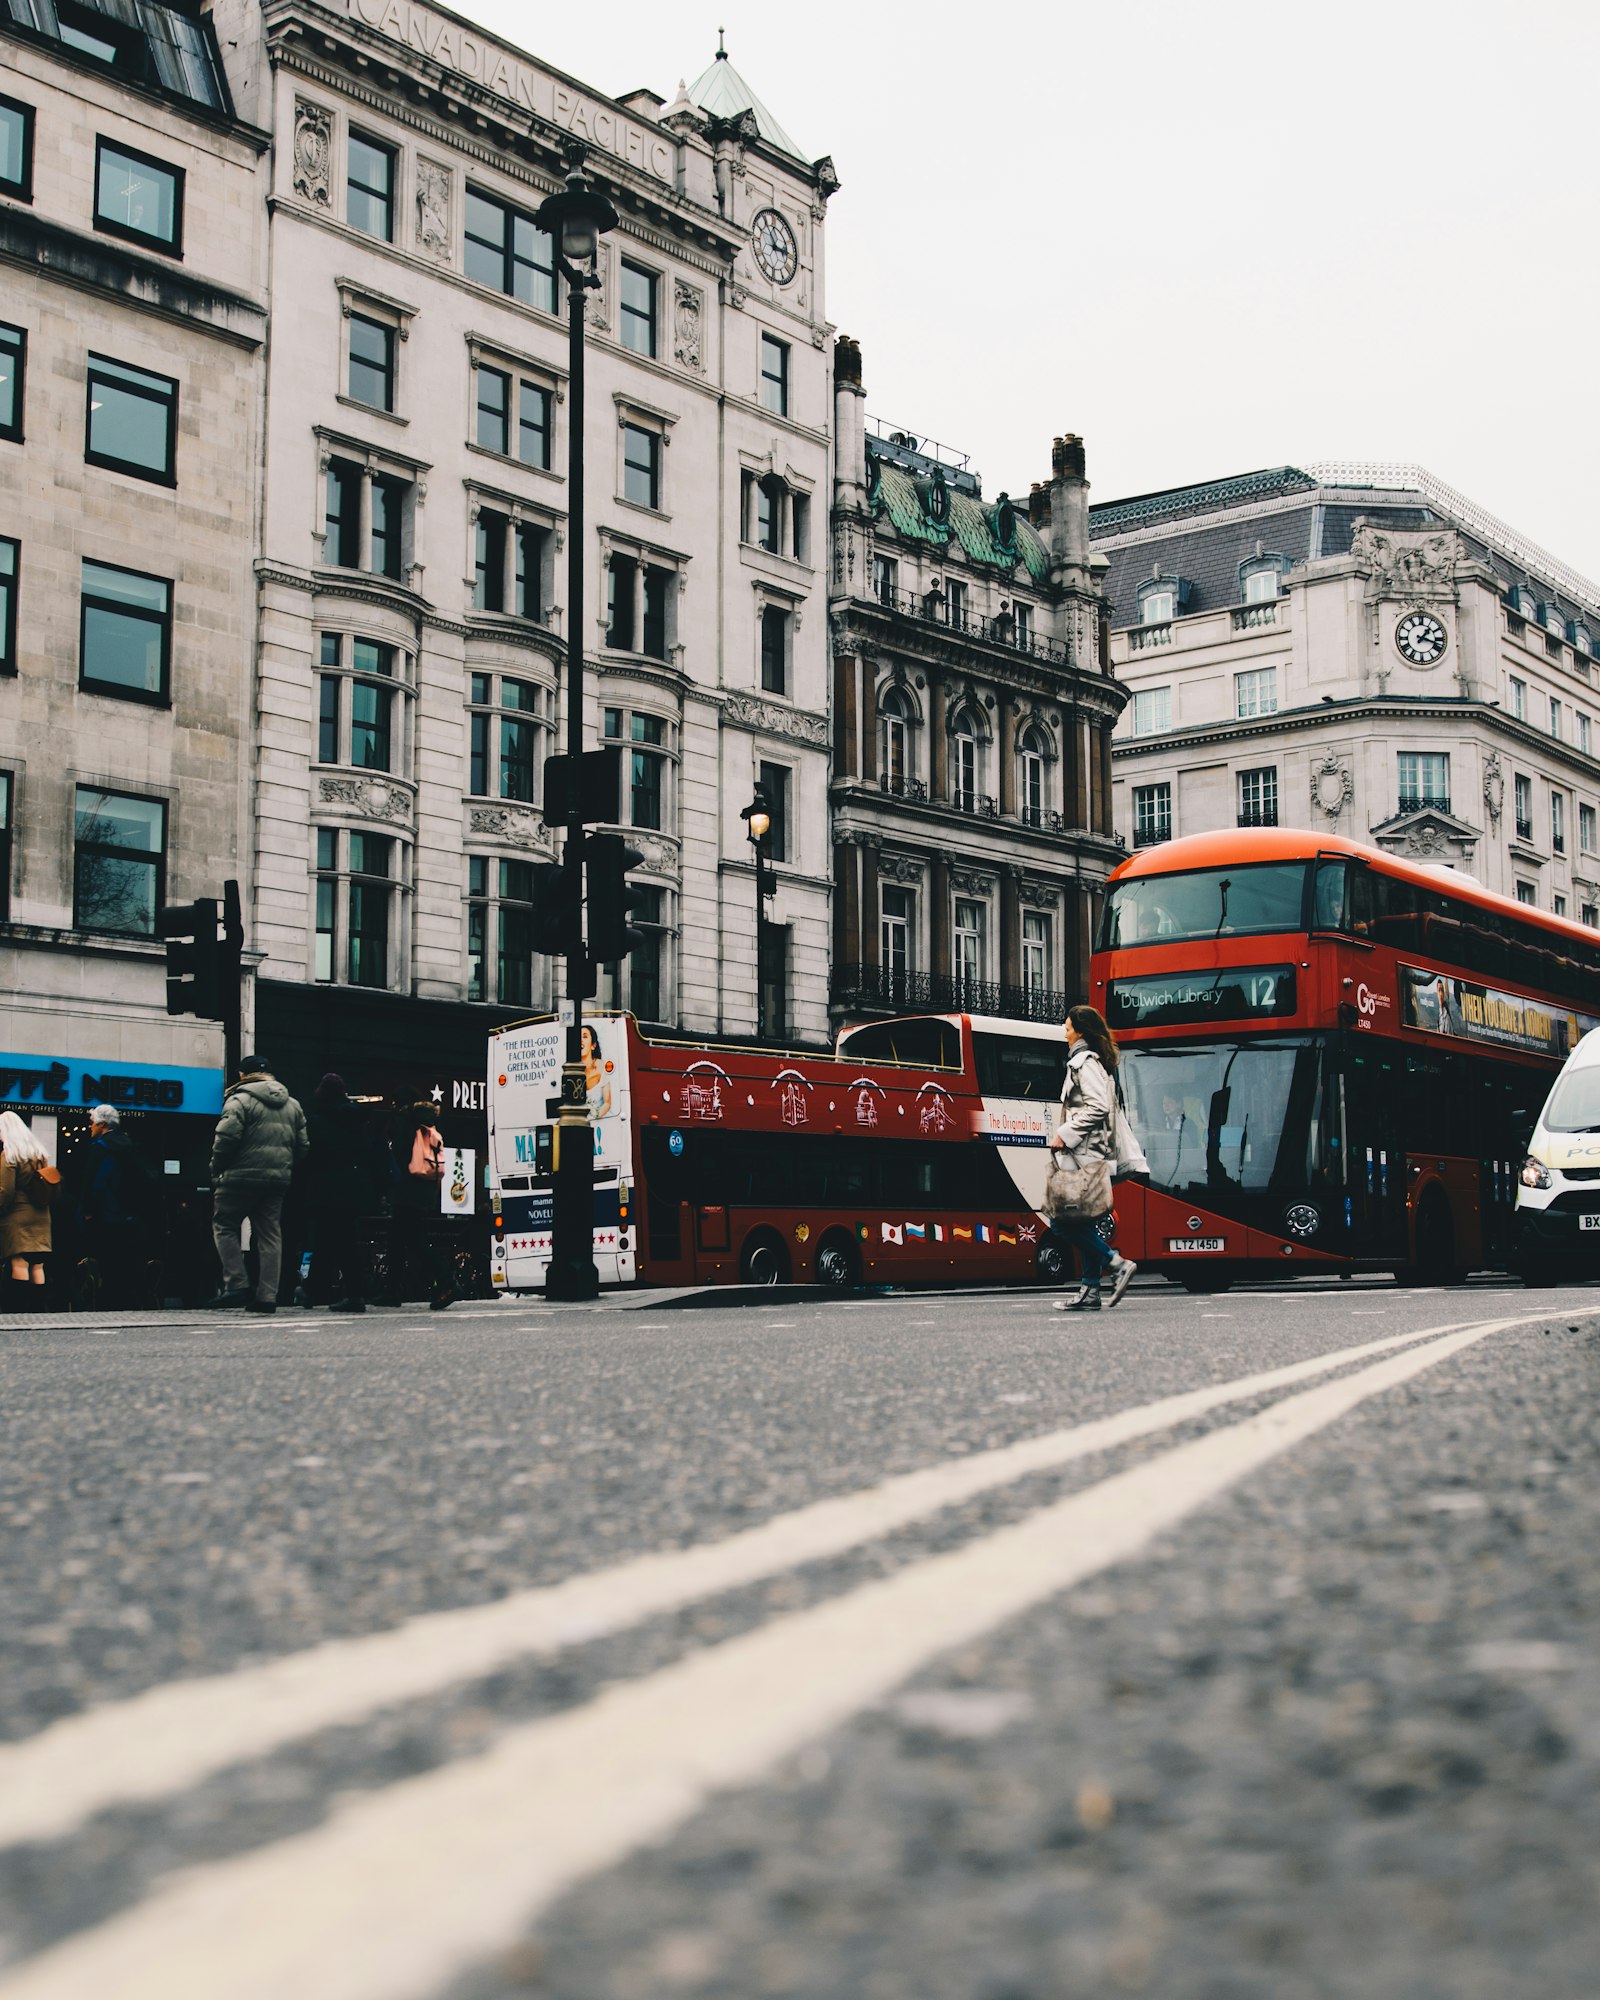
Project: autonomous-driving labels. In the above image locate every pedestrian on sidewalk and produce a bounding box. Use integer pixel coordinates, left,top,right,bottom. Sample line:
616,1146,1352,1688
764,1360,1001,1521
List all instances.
69,1105,158,1309
381,1101,457,1311
305,1073,380,1312
1044,1004,1138,1314
208,1056,309,1315
0,1111,59,1310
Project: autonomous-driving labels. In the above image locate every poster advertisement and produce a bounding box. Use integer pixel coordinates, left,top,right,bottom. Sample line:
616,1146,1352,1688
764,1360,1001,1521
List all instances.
440,1147,476,1215
1399,967,1600,1058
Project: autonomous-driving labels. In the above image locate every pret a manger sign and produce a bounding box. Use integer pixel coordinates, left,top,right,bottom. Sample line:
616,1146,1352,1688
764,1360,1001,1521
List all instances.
345,0,675,180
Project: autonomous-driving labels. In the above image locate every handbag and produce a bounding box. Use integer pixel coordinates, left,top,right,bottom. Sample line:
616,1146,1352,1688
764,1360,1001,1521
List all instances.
1043,1141,1113,1222
25,1163,63,1209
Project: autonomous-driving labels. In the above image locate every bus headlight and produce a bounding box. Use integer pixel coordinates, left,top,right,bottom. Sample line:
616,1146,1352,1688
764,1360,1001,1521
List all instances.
1519,1156,1553,1189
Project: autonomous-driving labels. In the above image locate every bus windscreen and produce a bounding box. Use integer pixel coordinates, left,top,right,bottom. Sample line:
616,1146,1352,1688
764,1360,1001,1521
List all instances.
1099,862,1308,950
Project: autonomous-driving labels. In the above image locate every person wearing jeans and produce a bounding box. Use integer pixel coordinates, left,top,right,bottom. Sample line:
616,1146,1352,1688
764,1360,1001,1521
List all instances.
1049,1005,1138,1314
208,1056,309,1315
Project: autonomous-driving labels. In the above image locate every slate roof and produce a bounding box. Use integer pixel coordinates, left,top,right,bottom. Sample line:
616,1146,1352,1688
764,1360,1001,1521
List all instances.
687,50,803,159
871,456,1050,583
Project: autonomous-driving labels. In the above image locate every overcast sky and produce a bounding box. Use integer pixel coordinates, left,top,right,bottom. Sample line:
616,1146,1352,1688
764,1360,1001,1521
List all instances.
471,0,1600,580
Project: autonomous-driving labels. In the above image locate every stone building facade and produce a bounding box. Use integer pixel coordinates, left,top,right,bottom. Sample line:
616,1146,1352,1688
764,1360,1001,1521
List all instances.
0,0,267,1194
828,339,1127,1026
210,0,838,1105
1095,465,1600,925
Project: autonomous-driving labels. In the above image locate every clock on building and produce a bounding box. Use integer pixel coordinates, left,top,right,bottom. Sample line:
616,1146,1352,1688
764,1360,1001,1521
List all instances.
751,208,798,285
1395,610,1448,665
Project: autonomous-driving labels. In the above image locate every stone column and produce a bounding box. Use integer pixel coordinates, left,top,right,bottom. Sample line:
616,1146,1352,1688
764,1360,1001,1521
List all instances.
861,836,881,974
929,853,950,987
998,694,1016,817
833,837,859,978
1000,866,1021,991
833,652,858,781
1064,708,1085,828
1089,721,1106,833
928,673,947,801
1098,724,1114,835
860,660,877,785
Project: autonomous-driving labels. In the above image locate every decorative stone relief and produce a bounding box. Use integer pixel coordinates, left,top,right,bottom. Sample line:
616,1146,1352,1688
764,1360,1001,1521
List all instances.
673,279,703,372
1483,751,1505,823
1405,824,1452,857
588,246,610,332
1350,523,1461,597
949,867,991,896
416,160,450,257
319,776,412,824
880,854,923,884
293,101,332,206
1019,881,1059,908
723,692,828,748
1310,753,1354,820
467,805,551,851
628,834,678,875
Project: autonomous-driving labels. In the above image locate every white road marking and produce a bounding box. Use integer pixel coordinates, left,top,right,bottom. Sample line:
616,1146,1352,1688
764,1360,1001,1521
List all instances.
0,1318,1517,2000
1351,1310,1388,1316
0,1317,1546,1853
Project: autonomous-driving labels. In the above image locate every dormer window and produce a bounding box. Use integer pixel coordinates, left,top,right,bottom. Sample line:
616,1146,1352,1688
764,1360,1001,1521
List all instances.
1239,554,1288,604
1136,573,1188,625
1542,602,1566,639
1511,585,1538,619
1571,622,1593,659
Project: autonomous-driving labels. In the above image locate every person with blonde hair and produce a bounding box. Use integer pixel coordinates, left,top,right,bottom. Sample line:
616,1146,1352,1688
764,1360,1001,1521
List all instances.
0,1110,57,1303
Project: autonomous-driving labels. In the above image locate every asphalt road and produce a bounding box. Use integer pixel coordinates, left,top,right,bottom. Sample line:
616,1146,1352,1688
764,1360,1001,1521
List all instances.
1,1272,1597,1998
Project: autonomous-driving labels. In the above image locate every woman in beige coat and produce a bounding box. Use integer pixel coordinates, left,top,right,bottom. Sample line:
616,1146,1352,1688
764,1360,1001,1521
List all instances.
0,1110,54,1293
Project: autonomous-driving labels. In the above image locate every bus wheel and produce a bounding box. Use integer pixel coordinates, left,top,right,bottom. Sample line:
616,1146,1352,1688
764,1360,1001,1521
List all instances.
1177,1270,1232,1294
739,1231,789,1286
1035,1237,1069,1284
814,1232,859,1291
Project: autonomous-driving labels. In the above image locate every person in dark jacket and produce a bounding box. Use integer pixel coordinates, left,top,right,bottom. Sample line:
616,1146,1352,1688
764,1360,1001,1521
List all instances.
73,1105,156,1310
208,1056,310,1314
304,1074,378,1312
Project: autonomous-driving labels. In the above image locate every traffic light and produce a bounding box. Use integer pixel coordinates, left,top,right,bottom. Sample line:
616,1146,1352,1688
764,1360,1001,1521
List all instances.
586,834,651,964
529,859,581,959
158,898,221,1018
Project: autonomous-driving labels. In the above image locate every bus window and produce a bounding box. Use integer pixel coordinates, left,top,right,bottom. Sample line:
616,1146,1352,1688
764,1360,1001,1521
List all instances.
1119,1037,1327,1196
838,1018,961,1070
973,1033,1065,1100
1100,863,1308,950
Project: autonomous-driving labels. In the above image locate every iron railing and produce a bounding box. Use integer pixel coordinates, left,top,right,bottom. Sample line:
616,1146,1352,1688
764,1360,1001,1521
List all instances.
1236,805,1279,828
1133,826,1170,848
876,774,1065,833
1398,792,1452,814
832,964,1068,1023
868,583,1076,668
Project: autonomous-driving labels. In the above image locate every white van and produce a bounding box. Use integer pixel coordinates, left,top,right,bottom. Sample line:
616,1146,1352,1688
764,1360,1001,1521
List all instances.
1514,1028,1600,1281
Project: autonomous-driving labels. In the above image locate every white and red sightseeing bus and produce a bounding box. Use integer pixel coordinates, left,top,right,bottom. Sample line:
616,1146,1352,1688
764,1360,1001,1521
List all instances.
1090,827,1600,1290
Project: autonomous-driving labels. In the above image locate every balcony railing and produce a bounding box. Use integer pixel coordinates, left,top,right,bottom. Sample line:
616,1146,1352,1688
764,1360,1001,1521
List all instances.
833,964,1068,1024
1232,603,1280,631
1133,826,1171,848
1398,793,1451,814
1126,622,1173,652
879,773,929,802
876,775,1070,835
1236,806,1279,827
868,583,1076,668
1515,816,1535,843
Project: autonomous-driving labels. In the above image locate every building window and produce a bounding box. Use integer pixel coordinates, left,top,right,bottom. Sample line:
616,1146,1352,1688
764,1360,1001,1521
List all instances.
0,93,33,200
80,559,170,703
604,708,670,831
473,360,554,470
468,674,542,802
1133,782,1171,847
467,856,537,1005
1580,802,1596,853
1516,881,1537,906
93,138,181,253
1131,686,1171,736
1238,766,1278,827
370,472,406,579
760,604,789,694
1397,751,1449,812
1550,695,1562,738
1235,666,1278,718
0,537,15,675
347,314,394,412
759,333,789,415
1514,773,1533,842
475,365,510,455
597,883,667,1020
619,260,657,357
1578,712,1592,754
951,713,979,812
464,188,555,312
1544,603,1565,638
881,886,912,991
316,828,396,988
1013,602,1034,645
1552,792,1566,854
755,473,781,552
1583,904,1599,929
945,578,967,630
85,354,177,483
1018,727,1047,826
953,898,986,994
474,511,509,612
0,322,23,441
1553,894,1567,918
322,459,410,580
323,458,361,568
74,786,164,936
872,554,898,605
1022,910,1049,998
880,686,911,793
1241,563,1282,604
758,761,791,863
758,922,788,1041
0,769,10,919
1140,588,1174,625
605,552,673,660
1509,676,1526,720
346,132,394,241
622,423,659,509
318,633,397,771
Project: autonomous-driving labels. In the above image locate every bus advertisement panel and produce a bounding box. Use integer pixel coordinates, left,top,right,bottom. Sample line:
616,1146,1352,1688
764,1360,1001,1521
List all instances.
1090,827,1600,1289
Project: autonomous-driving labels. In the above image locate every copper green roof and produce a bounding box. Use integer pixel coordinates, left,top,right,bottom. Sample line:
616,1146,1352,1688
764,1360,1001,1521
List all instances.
687,50,803,159
873,461,1050,580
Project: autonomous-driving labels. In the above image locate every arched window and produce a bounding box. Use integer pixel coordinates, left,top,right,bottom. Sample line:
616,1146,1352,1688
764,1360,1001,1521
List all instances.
879,685,912,795
1018,725,1047,826
951,709,980,812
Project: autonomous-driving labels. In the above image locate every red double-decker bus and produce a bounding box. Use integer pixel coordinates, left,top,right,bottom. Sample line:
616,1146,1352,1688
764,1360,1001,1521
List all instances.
1091,828,1600,1290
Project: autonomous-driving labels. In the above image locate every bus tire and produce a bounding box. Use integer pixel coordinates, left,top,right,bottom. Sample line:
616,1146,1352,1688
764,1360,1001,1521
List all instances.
740,1231,789,1287
1035,1236,1069,1284
814,1231,859,1291
1177,1270,1232,1294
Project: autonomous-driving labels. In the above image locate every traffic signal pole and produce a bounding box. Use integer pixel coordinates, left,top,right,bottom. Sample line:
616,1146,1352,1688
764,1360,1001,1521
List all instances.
547,231,600,1303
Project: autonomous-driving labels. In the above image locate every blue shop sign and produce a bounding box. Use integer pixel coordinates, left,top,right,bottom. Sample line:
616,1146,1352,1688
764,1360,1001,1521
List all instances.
0,1053,224,1116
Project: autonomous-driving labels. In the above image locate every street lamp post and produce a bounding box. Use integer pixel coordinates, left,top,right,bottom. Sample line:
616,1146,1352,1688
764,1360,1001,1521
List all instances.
536,153,617,1304
741,787,774,1039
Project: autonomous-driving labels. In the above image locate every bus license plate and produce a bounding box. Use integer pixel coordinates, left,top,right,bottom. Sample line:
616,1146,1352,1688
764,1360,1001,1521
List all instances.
1581,1214,1600,1231
1168,1236,1225,1253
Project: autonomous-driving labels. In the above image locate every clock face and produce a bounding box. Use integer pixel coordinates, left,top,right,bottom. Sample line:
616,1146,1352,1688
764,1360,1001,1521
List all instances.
751,208,798,285
1395,611,1448,665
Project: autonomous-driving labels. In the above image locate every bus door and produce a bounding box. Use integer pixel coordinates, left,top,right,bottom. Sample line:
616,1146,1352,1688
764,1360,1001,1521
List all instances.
1340,1037,1408,1258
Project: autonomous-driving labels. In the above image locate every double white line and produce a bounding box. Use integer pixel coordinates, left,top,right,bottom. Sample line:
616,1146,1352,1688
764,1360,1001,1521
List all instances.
0,1314,1539,2000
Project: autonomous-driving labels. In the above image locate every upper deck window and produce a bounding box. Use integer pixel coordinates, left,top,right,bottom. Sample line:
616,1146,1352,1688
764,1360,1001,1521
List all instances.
1099,862,1307,950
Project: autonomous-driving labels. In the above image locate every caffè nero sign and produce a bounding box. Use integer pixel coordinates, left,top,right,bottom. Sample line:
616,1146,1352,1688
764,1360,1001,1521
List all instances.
346,0,675,181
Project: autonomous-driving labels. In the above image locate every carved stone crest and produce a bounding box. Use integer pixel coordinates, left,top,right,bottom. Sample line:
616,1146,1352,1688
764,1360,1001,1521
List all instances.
416,160,450,257
880,854,923,885
293,101,332,207
1019,880,1059,908
1483,751,1505,823
1350,522,1461,598
673,279,703,372
319,776,412,825
1311,753,1354,820
949,867,991,896
723,692,828,748
467,805,551,851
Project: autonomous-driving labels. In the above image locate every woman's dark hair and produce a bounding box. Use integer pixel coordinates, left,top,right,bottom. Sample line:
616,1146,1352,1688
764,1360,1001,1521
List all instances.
1067,1003,1119,1072
582,1025,603,1062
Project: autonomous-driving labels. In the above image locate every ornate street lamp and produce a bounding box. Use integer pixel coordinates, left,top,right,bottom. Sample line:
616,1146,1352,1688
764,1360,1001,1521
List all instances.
741,788,775,1037
535,154,617,1304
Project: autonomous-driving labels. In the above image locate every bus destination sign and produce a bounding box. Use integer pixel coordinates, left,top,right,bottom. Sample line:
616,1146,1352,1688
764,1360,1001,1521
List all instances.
1107,965,1297,1030
1399,968,1600,1057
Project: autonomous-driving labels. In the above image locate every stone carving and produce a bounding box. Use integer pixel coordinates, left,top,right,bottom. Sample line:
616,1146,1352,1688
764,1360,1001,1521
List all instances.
416,160,450,256
950,867,991,896
1310,753,1354,820
880,854,923,884
319,776,412,824
628,834,678,875
467,805,551,851
723,692,828,747
588,246,610,332
1019,881,1059,907
1483,751,1505,823
673,279,703,371
293,100,331,206
1350,523,1460,596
